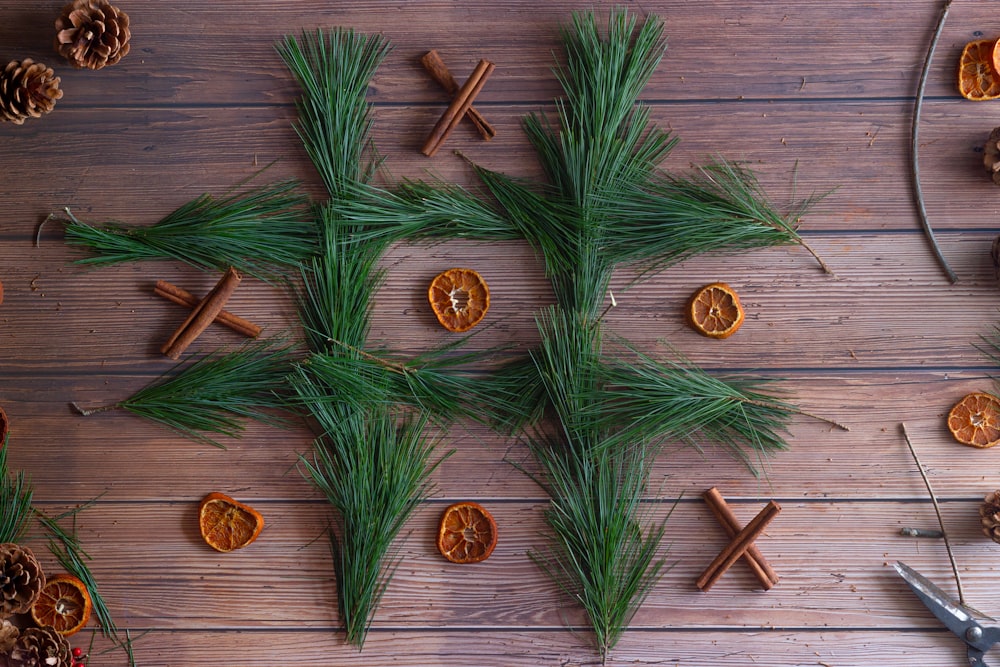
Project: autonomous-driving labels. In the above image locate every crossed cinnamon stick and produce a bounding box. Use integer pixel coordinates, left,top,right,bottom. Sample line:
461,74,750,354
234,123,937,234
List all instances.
697,487,781,592
158,268,261,360
421,50,496,142
421,57,496,157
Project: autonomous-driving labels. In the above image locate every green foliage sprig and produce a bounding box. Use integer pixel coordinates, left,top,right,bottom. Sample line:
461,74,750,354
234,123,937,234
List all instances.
61,180,316,282
291,378,444,648
0,441,33,543
73,339,297,448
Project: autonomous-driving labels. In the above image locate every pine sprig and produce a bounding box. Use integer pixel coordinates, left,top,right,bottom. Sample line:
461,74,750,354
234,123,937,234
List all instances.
292,341,536,431
293,384,445,647
0,442,33,543
62,180,316,282
592,344,795,472
526,439,668,661
276,28,391,200
295,207,385,354
74,339,297,448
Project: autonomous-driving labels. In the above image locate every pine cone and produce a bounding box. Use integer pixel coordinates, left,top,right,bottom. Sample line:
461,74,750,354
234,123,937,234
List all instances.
980,490,1000,544
0,60,63,125
54,0,131,70
0,619,19,654
5,627,70,667
985,127,1000,186
0,544,43,618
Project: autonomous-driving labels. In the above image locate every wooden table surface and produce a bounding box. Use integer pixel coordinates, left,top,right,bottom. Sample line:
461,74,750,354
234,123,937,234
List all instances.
3,1,1000,665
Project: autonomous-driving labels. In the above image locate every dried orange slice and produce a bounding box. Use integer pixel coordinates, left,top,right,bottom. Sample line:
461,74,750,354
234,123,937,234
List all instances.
198,492,265,552
947,392,1000,448
30,573,92,636
687,282,745,339
959,39,1000,101
428,268,490,333
437,501,497,564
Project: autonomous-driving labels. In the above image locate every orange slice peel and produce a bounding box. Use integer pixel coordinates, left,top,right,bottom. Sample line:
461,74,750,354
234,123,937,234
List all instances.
947,392,1000,448
959,38,1000,101
437,501,498,564
428,268,490,333
198,492,265,552
687,282,745,339
30,573,92,636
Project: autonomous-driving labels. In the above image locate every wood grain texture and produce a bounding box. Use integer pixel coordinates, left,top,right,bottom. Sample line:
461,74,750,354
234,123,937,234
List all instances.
2,1,1000,665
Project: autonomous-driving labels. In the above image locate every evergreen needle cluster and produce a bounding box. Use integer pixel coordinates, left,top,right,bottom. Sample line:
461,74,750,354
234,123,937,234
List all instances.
61,180,316,282
78,339,296,448
327,9,822,658
0,442,33,543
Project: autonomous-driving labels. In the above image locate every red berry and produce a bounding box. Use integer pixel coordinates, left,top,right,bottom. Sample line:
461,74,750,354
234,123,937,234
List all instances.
72,647,83,657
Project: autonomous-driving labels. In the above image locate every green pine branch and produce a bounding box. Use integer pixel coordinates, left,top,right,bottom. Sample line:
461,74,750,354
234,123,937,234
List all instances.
62,180,317,282
73,339,297,448
276,28,391,200
0,442,33,544
292,375,445,648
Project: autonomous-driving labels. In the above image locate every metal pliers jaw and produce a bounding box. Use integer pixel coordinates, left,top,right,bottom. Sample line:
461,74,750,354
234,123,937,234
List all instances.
894,562,1000,666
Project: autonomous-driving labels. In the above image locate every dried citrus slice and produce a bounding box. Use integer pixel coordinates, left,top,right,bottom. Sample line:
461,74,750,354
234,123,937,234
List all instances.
198,492,264,552
428,268,490,333
959,39,1000,101
947,392,1000,448
30,573,92,636
437,501,498,564
687,282,745,339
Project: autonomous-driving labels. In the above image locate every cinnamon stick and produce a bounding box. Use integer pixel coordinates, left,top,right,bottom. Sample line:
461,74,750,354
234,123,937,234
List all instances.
420,50,496,141
702,488,778,590
696,500,781,592
160,267,242,360
421,59,495,157
154,280,261,339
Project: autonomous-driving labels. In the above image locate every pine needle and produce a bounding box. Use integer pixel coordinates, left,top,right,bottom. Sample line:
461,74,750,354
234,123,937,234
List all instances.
292,342,537,431
0,442,33,543
35,505,123,643
73,339,297,448
527,439,668,662
592,343,795,472
276,28,391,199
293,387,445,647
62,180,316,282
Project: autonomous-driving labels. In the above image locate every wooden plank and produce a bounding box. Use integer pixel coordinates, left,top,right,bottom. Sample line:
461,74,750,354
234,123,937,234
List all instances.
2,232,998,374
54,628,970,667
0,1,964,106
2,99,998,236
21,500,998,631
1,371,998,500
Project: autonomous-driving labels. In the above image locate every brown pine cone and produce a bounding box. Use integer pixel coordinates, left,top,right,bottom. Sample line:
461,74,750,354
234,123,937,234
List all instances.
0,544,43,618
5,626,70,667
0,60,63,125
985,127,1000,186
54,0,131,70
0,619,19,654
980,490,1000,544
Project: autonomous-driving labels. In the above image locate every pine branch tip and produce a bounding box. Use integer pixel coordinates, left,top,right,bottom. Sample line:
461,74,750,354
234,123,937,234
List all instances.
71,401,121,416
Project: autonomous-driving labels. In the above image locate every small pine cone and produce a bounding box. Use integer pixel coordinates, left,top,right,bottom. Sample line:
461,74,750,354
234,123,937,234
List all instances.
0,619,19,654
54,0,131,70
985,127,1000,187
980,490,1000,544
0,60,63,125
5,626,70,667
0,544,44,618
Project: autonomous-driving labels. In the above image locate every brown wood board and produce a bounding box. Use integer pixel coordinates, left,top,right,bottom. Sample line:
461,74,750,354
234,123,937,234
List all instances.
3,1,1000,665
